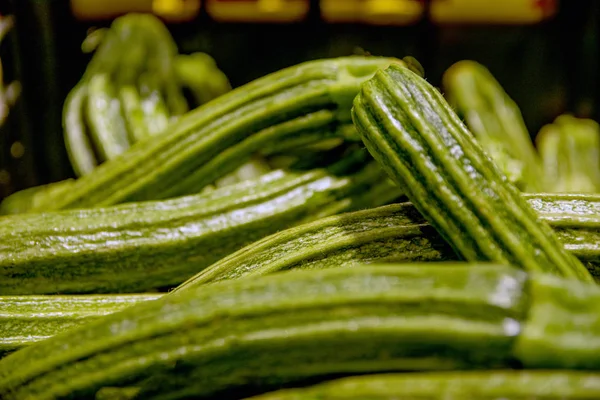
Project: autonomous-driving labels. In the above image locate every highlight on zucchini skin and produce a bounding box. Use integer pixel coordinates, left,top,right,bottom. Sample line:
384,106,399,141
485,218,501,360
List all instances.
351,63,593,282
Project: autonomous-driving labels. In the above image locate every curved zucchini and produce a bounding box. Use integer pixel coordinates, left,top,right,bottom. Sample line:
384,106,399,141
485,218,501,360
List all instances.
352,63,592,281
0,264,529,400
442,60,543,191
27,56,399,212
247,371,600,399
0,160,398,295
0,294,160,356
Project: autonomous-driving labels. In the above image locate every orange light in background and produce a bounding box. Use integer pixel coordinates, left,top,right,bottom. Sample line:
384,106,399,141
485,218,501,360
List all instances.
321,0,424,25
430,0,558,24
206,0,309,23
70,0,201,22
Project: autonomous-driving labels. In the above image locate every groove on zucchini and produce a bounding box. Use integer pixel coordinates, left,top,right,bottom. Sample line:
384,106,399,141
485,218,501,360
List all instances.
27,56,400,212
352,63,593,281
176,193,600,291
0,294,160,356
0,159,400,295
247,371,600,399
0,264,529,400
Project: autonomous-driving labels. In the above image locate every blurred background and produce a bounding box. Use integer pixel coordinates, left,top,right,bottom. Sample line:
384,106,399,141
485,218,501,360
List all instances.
0,0,598,198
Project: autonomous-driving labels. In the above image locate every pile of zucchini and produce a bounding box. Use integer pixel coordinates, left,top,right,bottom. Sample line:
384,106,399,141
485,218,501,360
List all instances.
2,22,600,398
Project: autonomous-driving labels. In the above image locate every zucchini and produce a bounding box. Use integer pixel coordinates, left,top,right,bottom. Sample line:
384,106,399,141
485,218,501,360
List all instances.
62,83,98,177
29,56,399,212
442,60,543,191
4,263,600,400
247,371,600,399
0,179,74,215
0,294,160,357
0,264,530,400
0,159,399,295
536,115,600,193
176,193,600,291
352,63,593,281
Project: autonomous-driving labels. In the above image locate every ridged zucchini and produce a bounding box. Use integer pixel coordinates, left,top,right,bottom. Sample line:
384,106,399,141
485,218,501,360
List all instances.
3,264,600,400
247,371,600,399
0,159,400,295
0,264,529,399
352,63,593,281
0,294,160,356
26,56,399,212
442,60,543,191
176,193,600,291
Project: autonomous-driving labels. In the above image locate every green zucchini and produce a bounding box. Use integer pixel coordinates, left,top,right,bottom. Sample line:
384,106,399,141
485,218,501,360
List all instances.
28,56,400,212
0,159,399,295
247,371,600,399
4,263,600,400
0,179,75,215
0,294,160,357
0,264,529,399
84,73,131,161
442,60,543,191
175,192,600,291
352,63,593,281
536,115,600,193
62,83,98,177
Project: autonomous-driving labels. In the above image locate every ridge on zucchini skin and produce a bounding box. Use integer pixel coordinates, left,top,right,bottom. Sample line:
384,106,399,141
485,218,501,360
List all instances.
351,63,593,282
25,56,402,212
0,159,399,295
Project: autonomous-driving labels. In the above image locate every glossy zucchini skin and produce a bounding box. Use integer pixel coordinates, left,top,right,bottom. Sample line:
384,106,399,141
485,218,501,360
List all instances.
29,56,399,212
0,160,397,295
352,63,592,282
247,371,600,400
0,294,161,356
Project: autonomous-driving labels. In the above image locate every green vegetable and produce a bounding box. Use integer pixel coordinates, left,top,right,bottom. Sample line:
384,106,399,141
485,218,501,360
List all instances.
0,159,398,295
32,56,400,212
536,115,600,193
443,60,542,191
84,73,131,161
247,371,600,399
62,84,98,177
4,263,600,400
0,179,74,215
352,63,592,281
0,294,160,356
174,52,231,107
0,264,529,399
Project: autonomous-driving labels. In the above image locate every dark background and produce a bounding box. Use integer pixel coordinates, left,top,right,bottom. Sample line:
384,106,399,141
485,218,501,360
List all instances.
0,0,598,197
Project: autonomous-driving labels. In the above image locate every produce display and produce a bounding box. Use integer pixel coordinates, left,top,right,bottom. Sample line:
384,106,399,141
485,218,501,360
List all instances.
3,12,600,400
